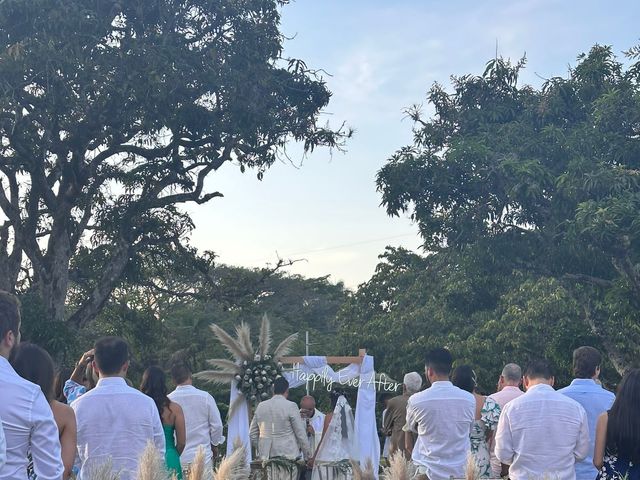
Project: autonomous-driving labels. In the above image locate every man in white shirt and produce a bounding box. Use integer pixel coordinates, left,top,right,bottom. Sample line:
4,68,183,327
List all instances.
168,361,224,472
299,395,324,453
0,291,63,480
72,336,165,480
487,363,524,477
404,348,475,480
0,413,4,471
495,359,590,480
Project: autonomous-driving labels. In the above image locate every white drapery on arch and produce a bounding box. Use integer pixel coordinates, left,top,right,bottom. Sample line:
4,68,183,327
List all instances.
226,355,380,478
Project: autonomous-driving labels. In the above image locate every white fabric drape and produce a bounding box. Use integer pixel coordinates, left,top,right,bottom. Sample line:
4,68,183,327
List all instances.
354,355,380,477
225,380,252,464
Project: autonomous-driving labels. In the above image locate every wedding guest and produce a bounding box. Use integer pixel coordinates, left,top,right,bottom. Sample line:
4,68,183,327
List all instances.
0,291,63,480
452,365,501,478
380,393,391,459
72,336,165,480
404,348,475,480
559,346,615,480
11,343,77,480
141,366,186,480
0,414,5,470
300,395,325,454
487,363,524,477
250,377,311,461
63,349,97,403
594,368,640,480
168,360,224,473
383,372,422,457
495,359,590,480
54,367,72,404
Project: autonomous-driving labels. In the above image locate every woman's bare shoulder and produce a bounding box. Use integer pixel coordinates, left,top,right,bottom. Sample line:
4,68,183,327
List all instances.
52,401,76,423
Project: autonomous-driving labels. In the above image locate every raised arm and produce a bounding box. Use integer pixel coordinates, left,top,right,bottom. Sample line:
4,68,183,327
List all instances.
593,412,608,470
69,349,94,385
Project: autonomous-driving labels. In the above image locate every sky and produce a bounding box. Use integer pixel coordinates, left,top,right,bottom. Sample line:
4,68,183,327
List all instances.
187,0,640,289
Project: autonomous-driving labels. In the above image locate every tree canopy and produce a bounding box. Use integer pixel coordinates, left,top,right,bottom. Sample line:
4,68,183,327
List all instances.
375,45,640,375
0,0,348,326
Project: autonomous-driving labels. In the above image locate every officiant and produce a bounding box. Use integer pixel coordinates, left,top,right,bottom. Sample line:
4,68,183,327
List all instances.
300,395,325,453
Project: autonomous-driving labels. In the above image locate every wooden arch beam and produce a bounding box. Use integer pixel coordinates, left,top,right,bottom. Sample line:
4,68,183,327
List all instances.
280,348,367,365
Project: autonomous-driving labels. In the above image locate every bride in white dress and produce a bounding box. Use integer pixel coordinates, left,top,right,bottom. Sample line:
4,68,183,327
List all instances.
311,393,359,480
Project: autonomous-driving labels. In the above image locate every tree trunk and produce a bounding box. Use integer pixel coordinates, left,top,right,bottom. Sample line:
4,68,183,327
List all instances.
583,305,630,376
67,239,132,328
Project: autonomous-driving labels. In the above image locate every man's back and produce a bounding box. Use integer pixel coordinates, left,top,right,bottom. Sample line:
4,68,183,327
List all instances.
72,377,164,480
250,395,309,460
495,384,590,480
405,381,475,480
487,386,524,476
0,356,62,480
168,385,224,466
383,394,411,455
559,379,615,480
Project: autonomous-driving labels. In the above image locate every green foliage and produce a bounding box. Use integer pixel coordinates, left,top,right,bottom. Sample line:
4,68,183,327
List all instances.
376,44,640,374
336,247,618,392
0,0,349,327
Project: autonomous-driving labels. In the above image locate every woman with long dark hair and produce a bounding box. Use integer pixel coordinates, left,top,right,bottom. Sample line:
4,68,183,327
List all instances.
140,366,186,479
594,369,640,480
11,343,77,480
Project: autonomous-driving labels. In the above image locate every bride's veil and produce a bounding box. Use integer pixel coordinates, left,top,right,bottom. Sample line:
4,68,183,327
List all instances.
314,395,359,464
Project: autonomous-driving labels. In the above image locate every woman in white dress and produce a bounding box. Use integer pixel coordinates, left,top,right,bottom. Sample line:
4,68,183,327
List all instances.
311,392,358,480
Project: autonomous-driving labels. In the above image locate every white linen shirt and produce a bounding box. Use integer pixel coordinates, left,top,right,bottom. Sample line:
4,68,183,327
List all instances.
0,413,5,471
168,385,224,466
405,380,475,480
495,383,590,480
0,355,63,480
72,377,165,480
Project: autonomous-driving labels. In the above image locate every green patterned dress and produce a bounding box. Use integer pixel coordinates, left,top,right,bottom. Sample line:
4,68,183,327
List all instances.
469,397,501,478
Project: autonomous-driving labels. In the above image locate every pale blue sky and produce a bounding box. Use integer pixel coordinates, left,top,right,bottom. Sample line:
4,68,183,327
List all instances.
187,0,640,288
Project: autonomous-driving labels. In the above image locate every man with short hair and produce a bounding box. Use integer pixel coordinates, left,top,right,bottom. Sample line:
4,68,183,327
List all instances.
72,336,165,480
250,377,311,461
299,395,324,453
487,363,524,477
404,348,475,480
383,372,422,457
495,359,590,480
168,361,224,472
0,291,63,480
559,347,615,480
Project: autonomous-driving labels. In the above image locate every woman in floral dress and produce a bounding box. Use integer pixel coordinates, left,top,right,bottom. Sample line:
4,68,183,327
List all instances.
594,369,640,480
452,365,501,478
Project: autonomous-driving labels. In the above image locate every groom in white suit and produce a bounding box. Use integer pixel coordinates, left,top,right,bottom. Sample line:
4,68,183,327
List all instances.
250,377,312,461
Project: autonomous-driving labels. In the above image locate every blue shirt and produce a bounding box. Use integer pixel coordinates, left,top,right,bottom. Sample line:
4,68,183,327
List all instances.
559,379,615,480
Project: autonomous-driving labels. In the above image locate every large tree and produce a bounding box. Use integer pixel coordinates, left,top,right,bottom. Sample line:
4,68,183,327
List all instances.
0,0,347,326
376,45,640,373
336,247,617,391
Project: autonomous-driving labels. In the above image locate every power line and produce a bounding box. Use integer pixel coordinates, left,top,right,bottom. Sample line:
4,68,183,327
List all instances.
248,232,418,264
